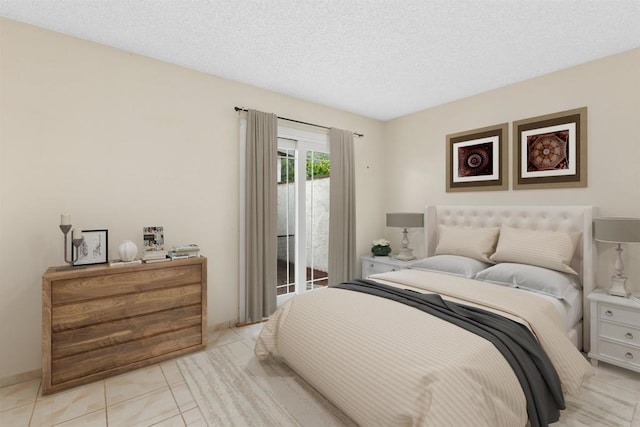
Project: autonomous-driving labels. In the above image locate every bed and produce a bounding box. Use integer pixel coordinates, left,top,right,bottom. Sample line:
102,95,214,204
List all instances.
421,205,595,351
256,205,596,427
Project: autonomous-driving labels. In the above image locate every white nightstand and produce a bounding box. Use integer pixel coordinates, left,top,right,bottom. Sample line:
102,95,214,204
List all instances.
361,256,415,278
588,288,640,373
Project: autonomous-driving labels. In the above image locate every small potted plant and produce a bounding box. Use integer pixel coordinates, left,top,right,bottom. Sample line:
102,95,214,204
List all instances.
371,239,391,257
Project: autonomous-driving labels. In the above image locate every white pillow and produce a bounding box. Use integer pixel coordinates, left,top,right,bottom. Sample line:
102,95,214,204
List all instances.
434,225,499,263
474,262,581,301
489,226,580,275
409,255,491,278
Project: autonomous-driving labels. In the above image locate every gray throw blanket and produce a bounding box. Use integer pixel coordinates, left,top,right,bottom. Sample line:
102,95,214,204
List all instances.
331,279,565,427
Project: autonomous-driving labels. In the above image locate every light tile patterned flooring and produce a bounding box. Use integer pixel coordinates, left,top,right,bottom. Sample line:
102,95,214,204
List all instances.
0,325,261,427
1,322,639,426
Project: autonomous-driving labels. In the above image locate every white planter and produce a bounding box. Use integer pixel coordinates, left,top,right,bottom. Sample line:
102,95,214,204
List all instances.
118,240,138,262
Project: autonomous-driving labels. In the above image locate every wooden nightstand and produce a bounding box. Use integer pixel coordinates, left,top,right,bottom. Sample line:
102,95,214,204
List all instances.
361,256,415,278
588,288,640,373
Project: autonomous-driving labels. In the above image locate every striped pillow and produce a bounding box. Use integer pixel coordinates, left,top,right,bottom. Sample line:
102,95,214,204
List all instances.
410,255,491,278
489,226,581,275
435,225,500,263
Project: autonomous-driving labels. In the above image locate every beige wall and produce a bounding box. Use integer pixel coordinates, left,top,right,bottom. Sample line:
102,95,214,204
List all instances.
2,16,639,381
0,18,386,379
382,48,640,291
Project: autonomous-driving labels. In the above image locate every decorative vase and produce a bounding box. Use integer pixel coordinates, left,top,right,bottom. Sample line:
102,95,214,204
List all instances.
371,245,391,257
118,240,138,262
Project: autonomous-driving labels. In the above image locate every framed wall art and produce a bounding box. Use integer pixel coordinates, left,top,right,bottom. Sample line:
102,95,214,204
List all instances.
513,107,587,190
73,229,109,266
446,123,508,192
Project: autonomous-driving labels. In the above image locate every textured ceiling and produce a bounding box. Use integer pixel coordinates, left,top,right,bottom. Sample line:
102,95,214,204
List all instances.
1,1,639,120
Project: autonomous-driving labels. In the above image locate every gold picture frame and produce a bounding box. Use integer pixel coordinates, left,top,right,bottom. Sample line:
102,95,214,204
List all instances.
513,107,587,190
446,123,508,192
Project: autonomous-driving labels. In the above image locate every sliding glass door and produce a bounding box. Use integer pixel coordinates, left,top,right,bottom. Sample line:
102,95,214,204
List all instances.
276,131,330,302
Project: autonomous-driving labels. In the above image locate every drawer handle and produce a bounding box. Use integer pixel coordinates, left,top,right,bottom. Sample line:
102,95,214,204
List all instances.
369,264,374,268
625,352,634,360
625,333,634,340
605,310,613,317
391,268,397,271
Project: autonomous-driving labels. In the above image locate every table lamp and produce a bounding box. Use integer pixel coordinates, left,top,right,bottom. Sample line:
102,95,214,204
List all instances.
593,217,640,297
386,213,424,261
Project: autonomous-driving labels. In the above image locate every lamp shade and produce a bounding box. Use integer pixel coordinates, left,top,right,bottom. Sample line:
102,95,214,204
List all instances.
386,213,424,228
593,217,640,243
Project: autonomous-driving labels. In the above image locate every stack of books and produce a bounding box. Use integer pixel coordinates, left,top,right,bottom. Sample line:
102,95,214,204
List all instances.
142,250,169,263
109,259,142,267
168,244,200,260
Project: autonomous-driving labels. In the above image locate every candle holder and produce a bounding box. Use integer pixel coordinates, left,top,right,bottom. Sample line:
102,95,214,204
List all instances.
59,224,85,268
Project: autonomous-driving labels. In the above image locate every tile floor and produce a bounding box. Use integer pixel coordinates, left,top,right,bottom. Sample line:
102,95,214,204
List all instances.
0,325,261,427
1,322,639,426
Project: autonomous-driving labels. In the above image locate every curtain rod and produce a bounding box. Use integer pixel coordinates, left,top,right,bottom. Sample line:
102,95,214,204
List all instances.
234,107,364,138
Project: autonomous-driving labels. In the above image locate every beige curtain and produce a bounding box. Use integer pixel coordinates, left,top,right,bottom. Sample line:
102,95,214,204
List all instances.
328,128,357,284
244,109,278,323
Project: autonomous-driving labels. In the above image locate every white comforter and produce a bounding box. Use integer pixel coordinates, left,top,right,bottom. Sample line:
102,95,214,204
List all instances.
255,269,593,427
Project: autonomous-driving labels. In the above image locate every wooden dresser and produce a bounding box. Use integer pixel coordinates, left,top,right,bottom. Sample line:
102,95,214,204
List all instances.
42,257,207,394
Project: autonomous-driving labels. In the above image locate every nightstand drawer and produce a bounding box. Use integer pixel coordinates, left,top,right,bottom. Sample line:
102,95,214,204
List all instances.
598,340,640,369
361,256,414,278
600,322,640,346
599,304,640,325
365,261,400,275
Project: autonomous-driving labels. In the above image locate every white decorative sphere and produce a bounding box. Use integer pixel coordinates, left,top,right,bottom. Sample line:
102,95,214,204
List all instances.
118,240,138,262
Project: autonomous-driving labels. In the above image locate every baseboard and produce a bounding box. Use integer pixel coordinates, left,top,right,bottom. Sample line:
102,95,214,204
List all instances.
235,319,268,327
208,320,233,333
0,368,41,388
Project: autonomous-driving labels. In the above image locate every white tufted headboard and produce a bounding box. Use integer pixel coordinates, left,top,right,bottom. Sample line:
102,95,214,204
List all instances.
424,205,596,351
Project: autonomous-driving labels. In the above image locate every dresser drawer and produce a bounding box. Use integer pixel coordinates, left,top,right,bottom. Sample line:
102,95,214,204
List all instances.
51,325,203,385
52,283,202,331
599,304,640,326
52,304,203,358
598,339,640,369
600,322,640,347
52,264,202,305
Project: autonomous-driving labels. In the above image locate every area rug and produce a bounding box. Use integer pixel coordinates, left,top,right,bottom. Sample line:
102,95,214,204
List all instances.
177,345,300,426
177,341,638,426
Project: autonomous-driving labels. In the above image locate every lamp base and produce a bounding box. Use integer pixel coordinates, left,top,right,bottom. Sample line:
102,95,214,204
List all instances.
393,247,416,261
608,276,630,298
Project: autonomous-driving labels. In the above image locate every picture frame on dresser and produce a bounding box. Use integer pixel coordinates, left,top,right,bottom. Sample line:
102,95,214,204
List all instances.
143,226,164,251
72,229,108,266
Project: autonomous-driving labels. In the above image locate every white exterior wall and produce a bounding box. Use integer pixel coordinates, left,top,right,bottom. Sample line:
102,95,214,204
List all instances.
277,177,329,272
